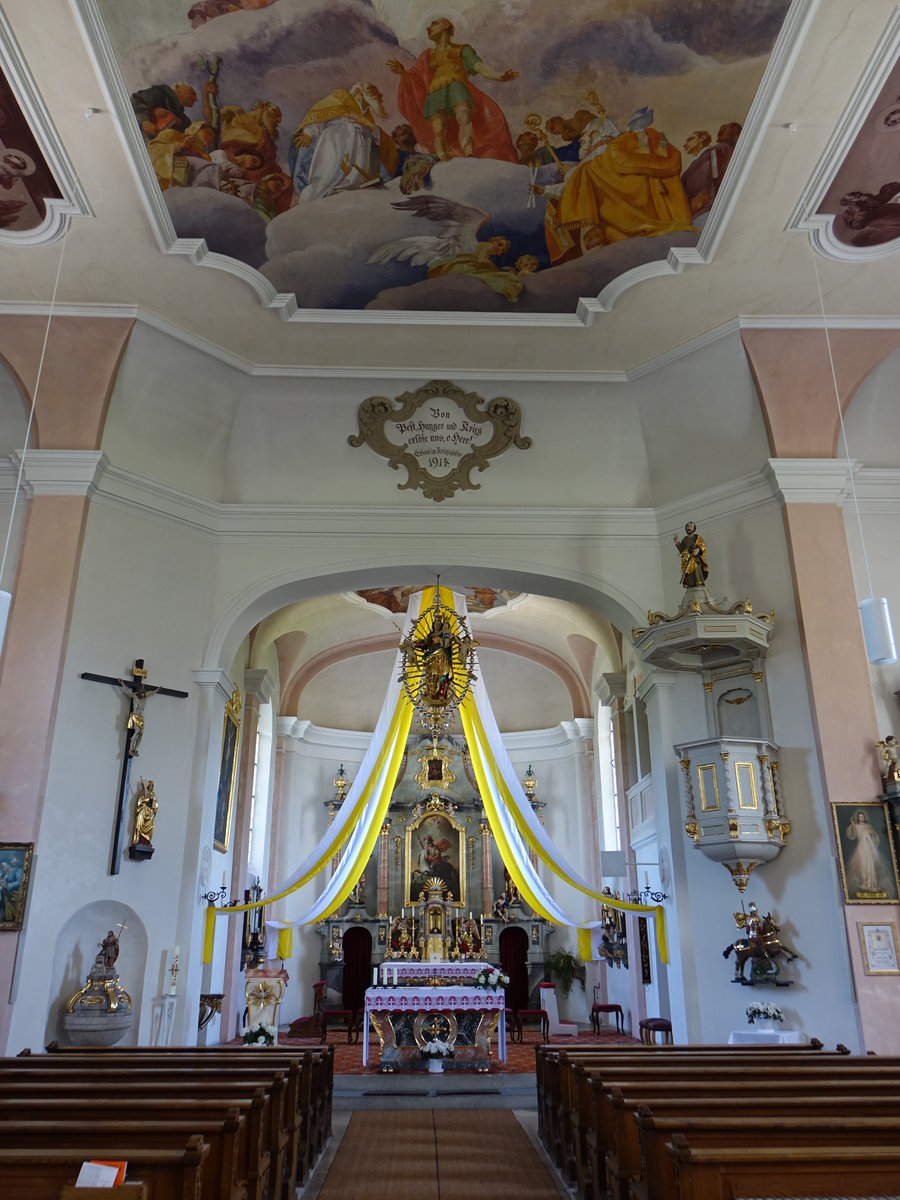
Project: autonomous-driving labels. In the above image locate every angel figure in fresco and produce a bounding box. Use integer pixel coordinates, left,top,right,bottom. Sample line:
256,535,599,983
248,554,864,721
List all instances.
387,16,519,163
368,195,524,301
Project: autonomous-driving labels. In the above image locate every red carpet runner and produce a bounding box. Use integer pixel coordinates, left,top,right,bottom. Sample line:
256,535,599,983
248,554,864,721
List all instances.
317,1108,562,1198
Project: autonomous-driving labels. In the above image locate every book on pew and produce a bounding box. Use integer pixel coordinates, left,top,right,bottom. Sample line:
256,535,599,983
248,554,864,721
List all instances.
74,1160,127,1186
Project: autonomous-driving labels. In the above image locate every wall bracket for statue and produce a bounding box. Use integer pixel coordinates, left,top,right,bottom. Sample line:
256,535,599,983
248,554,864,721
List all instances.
349,380,531,502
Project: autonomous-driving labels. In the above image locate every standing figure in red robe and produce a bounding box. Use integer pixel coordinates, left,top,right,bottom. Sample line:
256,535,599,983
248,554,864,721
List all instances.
387,17,519,163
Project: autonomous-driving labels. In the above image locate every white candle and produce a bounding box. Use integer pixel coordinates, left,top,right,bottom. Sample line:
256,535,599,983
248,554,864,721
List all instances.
372,967,378,986
222,871,227,887
392,966,398,986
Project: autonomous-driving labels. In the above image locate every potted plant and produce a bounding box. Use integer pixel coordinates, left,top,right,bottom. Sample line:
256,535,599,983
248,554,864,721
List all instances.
547,947,579,997
420,1038,455,1072
242,1021,276,1046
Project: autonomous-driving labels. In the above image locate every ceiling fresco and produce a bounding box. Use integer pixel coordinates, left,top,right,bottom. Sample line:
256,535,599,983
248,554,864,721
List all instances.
0,67,63,236
817,55,900,251
96,0,791,315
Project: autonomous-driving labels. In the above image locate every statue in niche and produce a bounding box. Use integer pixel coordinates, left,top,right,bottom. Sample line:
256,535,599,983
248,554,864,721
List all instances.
673,521,709,588
877,735,900,785
129,778,158,859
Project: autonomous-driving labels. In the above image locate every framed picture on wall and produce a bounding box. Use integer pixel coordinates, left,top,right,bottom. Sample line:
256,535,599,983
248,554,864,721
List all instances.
0,842,34,932
214,685,242,853
405,806,466,906
832,801,900,903
858,922,900,975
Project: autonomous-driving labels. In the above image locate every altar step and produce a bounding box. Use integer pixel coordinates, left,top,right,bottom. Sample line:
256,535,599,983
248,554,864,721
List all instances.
334,1070,536,1111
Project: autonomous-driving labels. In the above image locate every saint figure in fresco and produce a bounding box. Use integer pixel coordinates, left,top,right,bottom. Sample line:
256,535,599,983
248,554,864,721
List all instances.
388,17,519,163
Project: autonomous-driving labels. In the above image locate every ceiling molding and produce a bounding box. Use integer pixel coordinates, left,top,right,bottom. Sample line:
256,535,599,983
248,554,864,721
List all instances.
0,6,93,245
280,627,591,719
0,453,800,543
788,7,900,262
2,303,898,382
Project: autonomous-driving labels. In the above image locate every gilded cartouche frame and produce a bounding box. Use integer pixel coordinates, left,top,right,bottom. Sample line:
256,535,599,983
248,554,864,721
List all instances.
831,801,900,904
405,802,466,908
213,685,242,853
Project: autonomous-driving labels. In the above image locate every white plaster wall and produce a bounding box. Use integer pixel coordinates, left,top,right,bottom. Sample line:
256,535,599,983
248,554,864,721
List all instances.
646,501,862,1050
7,497,217,1054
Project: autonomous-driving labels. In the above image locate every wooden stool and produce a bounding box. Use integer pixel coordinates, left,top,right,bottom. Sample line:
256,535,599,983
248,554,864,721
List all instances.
639,1016,673,1045
515,1008,549,1042
591,1002,624,1034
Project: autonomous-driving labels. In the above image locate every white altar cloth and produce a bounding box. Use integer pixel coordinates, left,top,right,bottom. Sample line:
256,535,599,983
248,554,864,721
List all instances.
728,1029,809,1045
363,984,506,1065
378,961,485,984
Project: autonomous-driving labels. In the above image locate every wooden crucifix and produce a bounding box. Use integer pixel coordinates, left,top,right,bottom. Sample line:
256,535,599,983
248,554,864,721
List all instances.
81,658,189,875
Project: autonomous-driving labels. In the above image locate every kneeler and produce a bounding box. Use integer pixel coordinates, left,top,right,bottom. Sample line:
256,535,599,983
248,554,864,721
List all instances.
539,981,577,1037
288,980,327,1041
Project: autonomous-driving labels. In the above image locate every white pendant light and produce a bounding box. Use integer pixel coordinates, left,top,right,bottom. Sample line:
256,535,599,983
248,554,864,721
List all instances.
859,596,897,667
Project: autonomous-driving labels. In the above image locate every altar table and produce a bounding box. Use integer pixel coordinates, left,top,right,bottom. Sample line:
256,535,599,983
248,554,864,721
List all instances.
363,984,506,1066
377,960,486,985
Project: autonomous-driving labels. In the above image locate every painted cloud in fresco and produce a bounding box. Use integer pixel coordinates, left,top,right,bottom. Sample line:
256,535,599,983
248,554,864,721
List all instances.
99,0,790,313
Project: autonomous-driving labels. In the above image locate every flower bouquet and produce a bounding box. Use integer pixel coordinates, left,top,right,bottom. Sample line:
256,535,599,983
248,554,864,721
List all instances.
474,967,510,991
420,1038,455,1060
242,1021,277,1046
745,1001,783,1026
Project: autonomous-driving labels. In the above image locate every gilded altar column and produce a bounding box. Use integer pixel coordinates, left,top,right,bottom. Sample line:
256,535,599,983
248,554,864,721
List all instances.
479,818,493,911
377,819,391,916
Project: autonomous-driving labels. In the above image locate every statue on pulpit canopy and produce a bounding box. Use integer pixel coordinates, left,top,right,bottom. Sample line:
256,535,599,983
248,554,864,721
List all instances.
674,521,709,589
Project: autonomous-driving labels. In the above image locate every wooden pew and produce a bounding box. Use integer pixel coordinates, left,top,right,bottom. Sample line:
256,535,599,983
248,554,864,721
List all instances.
535,1041,822,1168
0,1086,272,1200
635,1110,900,1200
570,1055,900,1200
539,1044,825,1190
0,1058,297,1200
42,1042,335,1179
667,1135,900,1199
0,1117,244,1200
592,1072,900,1200
0,1135,208,1200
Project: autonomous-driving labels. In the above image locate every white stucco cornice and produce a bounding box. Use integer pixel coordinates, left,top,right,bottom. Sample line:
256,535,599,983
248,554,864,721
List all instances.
191,668,235,702
11,450,106,497
765,459,900,511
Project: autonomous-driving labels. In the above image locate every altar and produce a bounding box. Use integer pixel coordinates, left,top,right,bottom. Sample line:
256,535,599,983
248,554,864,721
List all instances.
363,979,506,1070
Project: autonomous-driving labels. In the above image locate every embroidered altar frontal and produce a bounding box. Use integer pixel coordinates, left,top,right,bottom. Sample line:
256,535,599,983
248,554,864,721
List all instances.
364,983,506,1070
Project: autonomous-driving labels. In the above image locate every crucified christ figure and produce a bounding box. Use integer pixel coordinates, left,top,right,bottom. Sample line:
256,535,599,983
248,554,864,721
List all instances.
118,680,161,757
